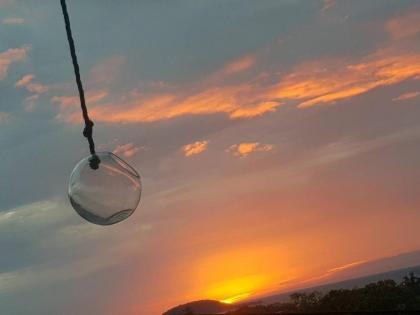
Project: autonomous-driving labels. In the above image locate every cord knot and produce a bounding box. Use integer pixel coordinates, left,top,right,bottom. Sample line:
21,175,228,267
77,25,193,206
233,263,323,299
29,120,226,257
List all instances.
89,154,100,170
83,120,94,138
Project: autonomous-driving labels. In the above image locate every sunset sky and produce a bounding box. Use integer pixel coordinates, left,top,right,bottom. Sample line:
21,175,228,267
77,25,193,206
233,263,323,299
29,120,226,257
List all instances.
1,0,420,314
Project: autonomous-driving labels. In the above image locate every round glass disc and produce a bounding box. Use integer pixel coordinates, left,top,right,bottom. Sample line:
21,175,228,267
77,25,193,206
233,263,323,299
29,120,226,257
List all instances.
68,152,141,225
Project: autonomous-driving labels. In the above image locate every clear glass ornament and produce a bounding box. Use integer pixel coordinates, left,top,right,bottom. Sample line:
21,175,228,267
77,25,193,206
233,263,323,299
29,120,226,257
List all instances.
68,152,141,225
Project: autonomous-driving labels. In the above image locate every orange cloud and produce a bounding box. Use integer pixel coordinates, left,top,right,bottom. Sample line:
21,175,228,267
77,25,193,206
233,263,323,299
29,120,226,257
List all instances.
393,91,420,102
227,142,273,158
229,101,279,119
113,143,142,158
386,9,420,40
327,260,367,274
183,140,209,157
88,46,418,123
51,90,108,123
0,46,30,80
269,50,420,108
54,11,419,125
222,55,255,75
89,82,282,123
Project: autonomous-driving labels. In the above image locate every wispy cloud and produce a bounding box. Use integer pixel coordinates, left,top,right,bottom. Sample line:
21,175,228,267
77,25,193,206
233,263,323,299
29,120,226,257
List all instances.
227,143,273,158
327,260,367,274
51,90,108,122
183,140,209,157
66,45,417,125
0,46,30,80
385,9,420,40
270,49,420,108
221,55,255,76
113,143,142,158
23,94,39,112
321,0,335,13
393,91,420,102
2,17,24,25
89,56,125,86
0,112,10,122
58,12,419,125
15,74,48,94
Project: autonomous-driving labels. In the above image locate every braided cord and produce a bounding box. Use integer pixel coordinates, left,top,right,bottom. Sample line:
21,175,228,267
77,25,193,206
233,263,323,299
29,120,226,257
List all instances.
60,0,99,168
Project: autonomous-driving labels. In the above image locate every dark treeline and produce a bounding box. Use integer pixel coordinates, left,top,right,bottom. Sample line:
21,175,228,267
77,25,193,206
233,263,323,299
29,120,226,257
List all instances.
227,273,420,314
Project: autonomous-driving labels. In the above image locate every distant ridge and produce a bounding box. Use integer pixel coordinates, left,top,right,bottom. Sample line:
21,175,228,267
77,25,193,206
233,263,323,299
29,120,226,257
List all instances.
162,299,234,315
258,264,420,304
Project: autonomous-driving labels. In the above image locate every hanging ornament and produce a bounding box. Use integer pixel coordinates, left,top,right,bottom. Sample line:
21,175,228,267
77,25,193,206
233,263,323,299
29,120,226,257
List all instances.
69,152,141,225
60,0,141,225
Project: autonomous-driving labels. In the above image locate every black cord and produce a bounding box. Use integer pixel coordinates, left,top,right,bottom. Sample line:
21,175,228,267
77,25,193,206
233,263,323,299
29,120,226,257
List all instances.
60,0,100,169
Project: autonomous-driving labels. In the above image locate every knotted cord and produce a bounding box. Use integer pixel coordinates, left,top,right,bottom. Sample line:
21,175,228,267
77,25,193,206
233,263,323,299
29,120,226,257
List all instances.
60,0,100,169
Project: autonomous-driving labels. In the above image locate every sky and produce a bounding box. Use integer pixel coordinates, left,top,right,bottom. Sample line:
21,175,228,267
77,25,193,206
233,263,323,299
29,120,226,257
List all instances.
1,0,420,314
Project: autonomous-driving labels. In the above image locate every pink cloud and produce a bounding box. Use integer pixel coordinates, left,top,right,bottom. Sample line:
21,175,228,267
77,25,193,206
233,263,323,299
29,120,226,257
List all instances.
24,94,39,112
0,46,30,80
222,55,256,75
89,56,125,86
113,143,142,158
392,91,420,102
51,90,108,123
386,9,420,40
16,74,48,94
15,74,34,87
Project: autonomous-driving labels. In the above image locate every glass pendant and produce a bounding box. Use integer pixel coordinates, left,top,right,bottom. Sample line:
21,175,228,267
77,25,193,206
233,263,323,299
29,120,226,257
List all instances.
68,152,141,225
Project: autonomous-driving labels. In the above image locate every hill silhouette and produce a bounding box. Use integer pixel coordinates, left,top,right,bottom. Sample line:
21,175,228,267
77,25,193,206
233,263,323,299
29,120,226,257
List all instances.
228,272,420,314
163,270,420,314
163,299,234,315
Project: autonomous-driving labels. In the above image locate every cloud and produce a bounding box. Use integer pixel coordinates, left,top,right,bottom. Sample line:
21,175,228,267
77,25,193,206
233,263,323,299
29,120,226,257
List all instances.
229,101,279,119
385,9,420,40
15,74,48,94
0,199,142,298
15,74,33,86
183,140,209,157
327,260,367,274
54,10,419,125
113,143,142,158
221,55,256,75
89,56,125,86
393,91,420,102
51,90,108,122
0,0,14,7
82,48,418,123
87,82,282,123
0,46,30,80
2,17,24,25
0,112,10,122
23,95,39,111
299,126,420,169
270,50,420,108
321,0,335,13
227,143,273,158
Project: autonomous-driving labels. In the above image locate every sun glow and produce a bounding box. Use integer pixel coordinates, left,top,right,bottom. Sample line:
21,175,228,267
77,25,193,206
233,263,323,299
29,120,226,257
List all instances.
221,292,251,304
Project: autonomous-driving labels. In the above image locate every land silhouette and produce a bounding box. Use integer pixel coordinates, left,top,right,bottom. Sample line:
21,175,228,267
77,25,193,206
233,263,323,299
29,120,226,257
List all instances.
164,271,420,315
